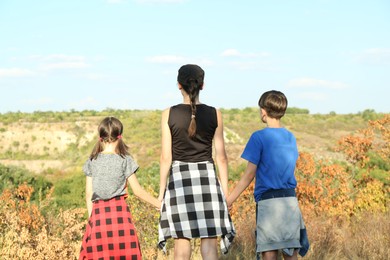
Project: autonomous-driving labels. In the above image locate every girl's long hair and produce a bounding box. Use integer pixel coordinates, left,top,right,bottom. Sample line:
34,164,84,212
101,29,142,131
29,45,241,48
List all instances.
89,117,130,160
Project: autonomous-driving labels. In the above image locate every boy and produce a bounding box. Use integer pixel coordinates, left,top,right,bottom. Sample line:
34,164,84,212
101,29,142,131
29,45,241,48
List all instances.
227,90,309,260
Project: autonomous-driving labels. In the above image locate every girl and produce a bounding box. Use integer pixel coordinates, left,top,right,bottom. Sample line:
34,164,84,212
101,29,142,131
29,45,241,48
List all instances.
158,64,235,259
79,116,160,260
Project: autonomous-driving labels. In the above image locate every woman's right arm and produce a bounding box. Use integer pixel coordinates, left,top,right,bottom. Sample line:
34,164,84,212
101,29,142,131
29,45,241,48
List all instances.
158,108,172,201
85,176,93,217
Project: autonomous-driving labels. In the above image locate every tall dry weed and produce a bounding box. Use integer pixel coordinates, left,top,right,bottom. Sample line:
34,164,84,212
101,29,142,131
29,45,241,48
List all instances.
0,183,85,259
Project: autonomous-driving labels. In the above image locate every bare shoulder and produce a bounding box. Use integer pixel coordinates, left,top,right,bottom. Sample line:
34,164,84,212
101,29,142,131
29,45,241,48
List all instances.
215,108,223,121
161,107,171,116
161,107,171,123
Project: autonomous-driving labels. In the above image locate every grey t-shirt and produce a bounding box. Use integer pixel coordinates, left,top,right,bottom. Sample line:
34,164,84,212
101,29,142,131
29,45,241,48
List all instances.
83,153,139,201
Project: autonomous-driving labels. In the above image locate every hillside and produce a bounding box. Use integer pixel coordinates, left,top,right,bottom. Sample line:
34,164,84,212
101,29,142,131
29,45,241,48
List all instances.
0,109,389,260
0,108,380,176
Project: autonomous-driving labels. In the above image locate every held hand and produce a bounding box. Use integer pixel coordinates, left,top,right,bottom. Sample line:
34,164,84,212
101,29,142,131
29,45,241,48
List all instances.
226,195,233,211
154,198,162,211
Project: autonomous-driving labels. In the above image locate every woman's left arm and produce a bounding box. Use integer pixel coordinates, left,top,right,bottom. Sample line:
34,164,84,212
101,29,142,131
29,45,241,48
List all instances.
214,109,229,197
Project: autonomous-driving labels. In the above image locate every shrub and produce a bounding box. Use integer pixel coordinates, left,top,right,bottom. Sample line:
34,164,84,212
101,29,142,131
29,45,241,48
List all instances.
0,164,52,202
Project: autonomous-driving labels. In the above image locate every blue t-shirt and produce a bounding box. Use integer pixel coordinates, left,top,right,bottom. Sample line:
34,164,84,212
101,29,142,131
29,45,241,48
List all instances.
241,127,298,202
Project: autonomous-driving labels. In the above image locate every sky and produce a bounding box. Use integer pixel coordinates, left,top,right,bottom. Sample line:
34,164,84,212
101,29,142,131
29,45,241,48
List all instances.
0,0,389,114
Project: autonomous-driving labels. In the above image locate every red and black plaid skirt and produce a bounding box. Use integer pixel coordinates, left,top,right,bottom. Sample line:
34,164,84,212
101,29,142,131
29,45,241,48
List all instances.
79,195,142,260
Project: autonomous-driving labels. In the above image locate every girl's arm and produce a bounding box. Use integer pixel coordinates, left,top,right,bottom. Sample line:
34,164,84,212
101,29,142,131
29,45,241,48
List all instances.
85,176,93,217
214,109,229,197
227,161,256,207
127,174,160,209
158,108,172,201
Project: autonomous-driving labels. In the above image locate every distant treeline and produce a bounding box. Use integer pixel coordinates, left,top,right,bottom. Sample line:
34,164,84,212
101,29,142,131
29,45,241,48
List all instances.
286,107,310,114
0,107,385,124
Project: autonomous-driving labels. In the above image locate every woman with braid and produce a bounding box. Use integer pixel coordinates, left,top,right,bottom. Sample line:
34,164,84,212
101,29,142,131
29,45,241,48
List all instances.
158,64,235,259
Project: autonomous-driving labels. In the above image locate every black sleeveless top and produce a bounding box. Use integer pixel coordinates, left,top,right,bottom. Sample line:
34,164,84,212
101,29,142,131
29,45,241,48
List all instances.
169,104,217,162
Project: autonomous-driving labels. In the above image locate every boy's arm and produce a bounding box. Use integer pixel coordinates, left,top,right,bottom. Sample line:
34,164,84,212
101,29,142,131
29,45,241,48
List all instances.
227,161,256,207
128,174,161,209
85,176,93,217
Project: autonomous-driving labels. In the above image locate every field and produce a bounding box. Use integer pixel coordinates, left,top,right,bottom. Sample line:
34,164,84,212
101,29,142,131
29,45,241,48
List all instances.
0,108,389,259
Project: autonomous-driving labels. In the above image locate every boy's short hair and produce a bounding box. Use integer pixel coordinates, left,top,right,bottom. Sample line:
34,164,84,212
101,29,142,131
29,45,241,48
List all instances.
258,90,288,119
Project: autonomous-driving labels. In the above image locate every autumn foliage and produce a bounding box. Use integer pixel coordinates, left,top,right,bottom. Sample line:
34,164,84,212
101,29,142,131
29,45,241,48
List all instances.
0,183,85,259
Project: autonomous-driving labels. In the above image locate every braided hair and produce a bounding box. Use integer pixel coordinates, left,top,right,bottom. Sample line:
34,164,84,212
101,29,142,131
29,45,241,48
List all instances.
177,64,205,138
177,64,204,138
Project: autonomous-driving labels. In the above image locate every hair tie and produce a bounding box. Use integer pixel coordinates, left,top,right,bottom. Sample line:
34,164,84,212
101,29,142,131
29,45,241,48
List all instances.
117,135,122,139
99,137,103,142
191,114,196,119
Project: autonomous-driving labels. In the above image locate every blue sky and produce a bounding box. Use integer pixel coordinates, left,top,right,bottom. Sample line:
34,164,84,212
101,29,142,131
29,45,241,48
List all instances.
1,0,389,114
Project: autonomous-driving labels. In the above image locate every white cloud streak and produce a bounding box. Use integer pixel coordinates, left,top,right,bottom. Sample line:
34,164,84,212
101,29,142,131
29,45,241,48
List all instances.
30,54,89,70
135,0,185,3
41,62,89,70
221,48,271,58
146,55,186,64
145,55,213,66
227,61,258,70
0,68,35,78
295,92,328,101
106,0,126,3
287,77,349,89
356,48,390,65
22,97,55,106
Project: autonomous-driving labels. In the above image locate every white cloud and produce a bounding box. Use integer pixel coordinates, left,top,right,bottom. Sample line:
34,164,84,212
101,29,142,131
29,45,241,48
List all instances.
295,92,328,101
85,73,109,80
106,0,126,3
225,60,277,71
30,54,89,70
221,49,241,57
46,55,85,62
22,97,54,106
162,91,178,100
68,97,99,110
135,0,185,3
146,55,213,66
30,54,85,62
356,48,390,65
146,55,186,64
193,58,213,66
41,62,89,70
0,68,35,77
221,48,271,58
227,61,258,70
287,77,349,89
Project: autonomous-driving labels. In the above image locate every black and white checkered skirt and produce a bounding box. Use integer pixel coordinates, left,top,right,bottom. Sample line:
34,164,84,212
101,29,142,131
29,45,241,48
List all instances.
158,160,235,253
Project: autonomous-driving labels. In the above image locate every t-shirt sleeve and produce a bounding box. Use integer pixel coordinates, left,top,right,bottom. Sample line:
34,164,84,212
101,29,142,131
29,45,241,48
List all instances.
241,132,262,165
83,159,92,177
124,156,139,178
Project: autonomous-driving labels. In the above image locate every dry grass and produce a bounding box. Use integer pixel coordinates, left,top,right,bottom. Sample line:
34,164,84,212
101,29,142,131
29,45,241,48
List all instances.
0,183,389,259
